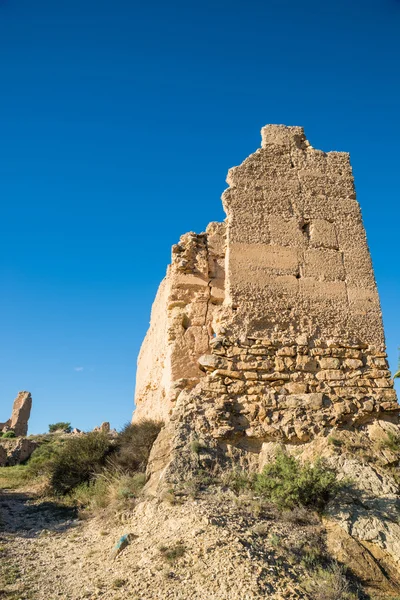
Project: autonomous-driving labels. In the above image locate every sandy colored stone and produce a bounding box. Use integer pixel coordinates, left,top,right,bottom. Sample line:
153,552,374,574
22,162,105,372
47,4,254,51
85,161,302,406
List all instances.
133,124,398,483
0,437,37,466
1,391,32,437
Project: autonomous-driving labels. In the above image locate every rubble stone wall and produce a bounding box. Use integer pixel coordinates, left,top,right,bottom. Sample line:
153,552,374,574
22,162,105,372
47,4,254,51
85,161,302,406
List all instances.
196,336,398,444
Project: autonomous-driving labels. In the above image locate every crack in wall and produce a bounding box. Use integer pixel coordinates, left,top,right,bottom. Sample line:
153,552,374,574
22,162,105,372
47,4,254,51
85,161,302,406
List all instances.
203,235,214,345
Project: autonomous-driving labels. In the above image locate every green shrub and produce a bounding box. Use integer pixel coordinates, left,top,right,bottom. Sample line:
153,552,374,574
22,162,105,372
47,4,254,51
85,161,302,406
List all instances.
49,432,112,495
254,451,340,511
115,472,146,499
26,438,65,477
112,420,162,472
49,422,72,433
2,430,16,438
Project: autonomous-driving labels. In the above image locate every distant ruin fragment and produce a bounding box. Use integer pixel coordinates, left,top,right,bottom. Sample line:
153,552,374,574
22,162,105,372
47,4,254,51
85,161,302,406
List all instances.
0,391,32,437
133,125,398,444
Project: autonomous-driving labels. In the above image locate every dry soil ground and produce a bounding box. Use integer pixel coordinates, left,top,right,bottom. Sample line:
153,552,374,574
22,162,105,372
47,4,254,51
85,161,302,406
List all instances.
0,483,325,600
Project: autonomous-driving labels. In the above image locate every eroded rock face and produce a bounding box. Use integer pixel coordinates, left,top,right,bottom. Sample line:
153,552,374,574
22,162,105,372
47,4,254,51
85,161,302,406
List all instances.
0,438,37,467
0,391,32,437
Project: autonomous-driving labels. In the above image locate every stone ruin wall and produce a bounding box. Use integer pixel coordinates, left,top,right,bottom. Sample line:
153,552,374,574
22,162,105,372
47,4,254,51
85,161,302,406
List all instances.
134,223,226,422
133,125,398,444
0,391,32,437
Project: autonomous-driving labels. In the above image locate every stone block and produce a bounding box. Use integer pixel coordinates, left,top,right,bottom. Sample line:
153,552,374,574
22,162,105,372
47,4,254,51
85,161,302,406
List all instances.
309,219,338,250
316,370,345,381
212,369,243,380
269,216,307,248
285,382,308,394
281,393,324,410
262,372,290,381
319,357,341,369
303,248,345,281
277,346,297,357
198,354,227,372
296,356,318,372
244,372,258,380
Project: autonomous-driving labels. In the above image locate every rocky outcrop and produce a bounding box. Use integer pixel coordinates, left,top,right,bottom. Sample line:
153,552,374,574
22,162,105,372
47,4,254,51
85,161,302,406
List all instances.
0,391,32,437
0,437,37,467
93,422,110,433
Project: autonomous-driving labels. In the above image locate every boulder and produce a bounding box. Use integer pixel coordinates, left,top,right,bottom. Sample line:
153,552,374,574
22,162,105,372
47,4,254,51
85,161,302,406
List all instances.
93,422,110,433
0,437,37,467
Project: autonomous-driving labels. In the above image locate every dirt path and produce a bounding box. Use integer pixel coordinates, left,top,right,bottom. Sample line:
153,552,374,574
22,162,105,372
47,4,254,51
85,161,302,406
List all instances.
0,489,79,599
0,486,312,600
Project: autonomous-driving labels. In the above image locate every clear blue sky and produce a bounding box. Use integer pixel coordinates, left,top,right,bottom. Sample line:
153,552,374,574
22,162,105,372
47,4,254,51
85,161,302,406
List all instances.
1,0,399,434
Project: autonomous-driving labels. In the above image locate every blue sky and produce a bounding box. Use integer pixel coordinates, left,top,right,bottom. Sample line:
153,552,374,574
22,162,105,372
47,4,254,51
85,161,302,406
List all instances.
1,0,399,434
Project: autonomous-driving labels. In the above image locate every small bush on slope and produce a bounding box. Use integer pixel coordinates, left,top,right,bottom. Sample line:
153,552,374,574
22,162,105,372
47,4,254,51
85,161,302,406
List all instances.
71,471,146,511
49,422,72,433
302,562,357,600
111,420,163,473
1,430,16,438
26,437,66,477
254,451,340,511
49,432,112,495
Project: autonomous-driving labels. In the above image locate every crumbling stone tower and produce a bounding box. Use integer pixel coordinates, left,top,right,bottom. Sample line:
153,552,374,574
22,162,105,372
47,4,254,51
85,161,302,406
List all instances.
134,126,398,448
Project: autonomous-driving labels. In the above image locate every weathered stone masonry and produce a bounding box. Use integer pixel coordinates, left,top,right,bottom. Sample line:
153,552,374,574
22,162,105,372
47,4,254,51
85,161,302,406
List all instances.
133,125,398,444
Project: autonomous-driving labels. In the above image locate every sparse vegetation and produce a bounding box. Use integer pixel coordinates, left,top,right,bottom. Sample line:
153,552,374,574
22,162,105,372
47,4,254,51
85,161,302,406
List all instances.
328,435,343,448
221,469,254,494
71,470,146,510
380,431,400,453
26,437,65,477
0,465,30,489
49,422,72,433
159,543,186,563
254,451,341,511
0,420,160,517
302,562,357,600
269,533,281,548
112,578,127,589
190,439,207,454
181,469,218,497
280,506,319,526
